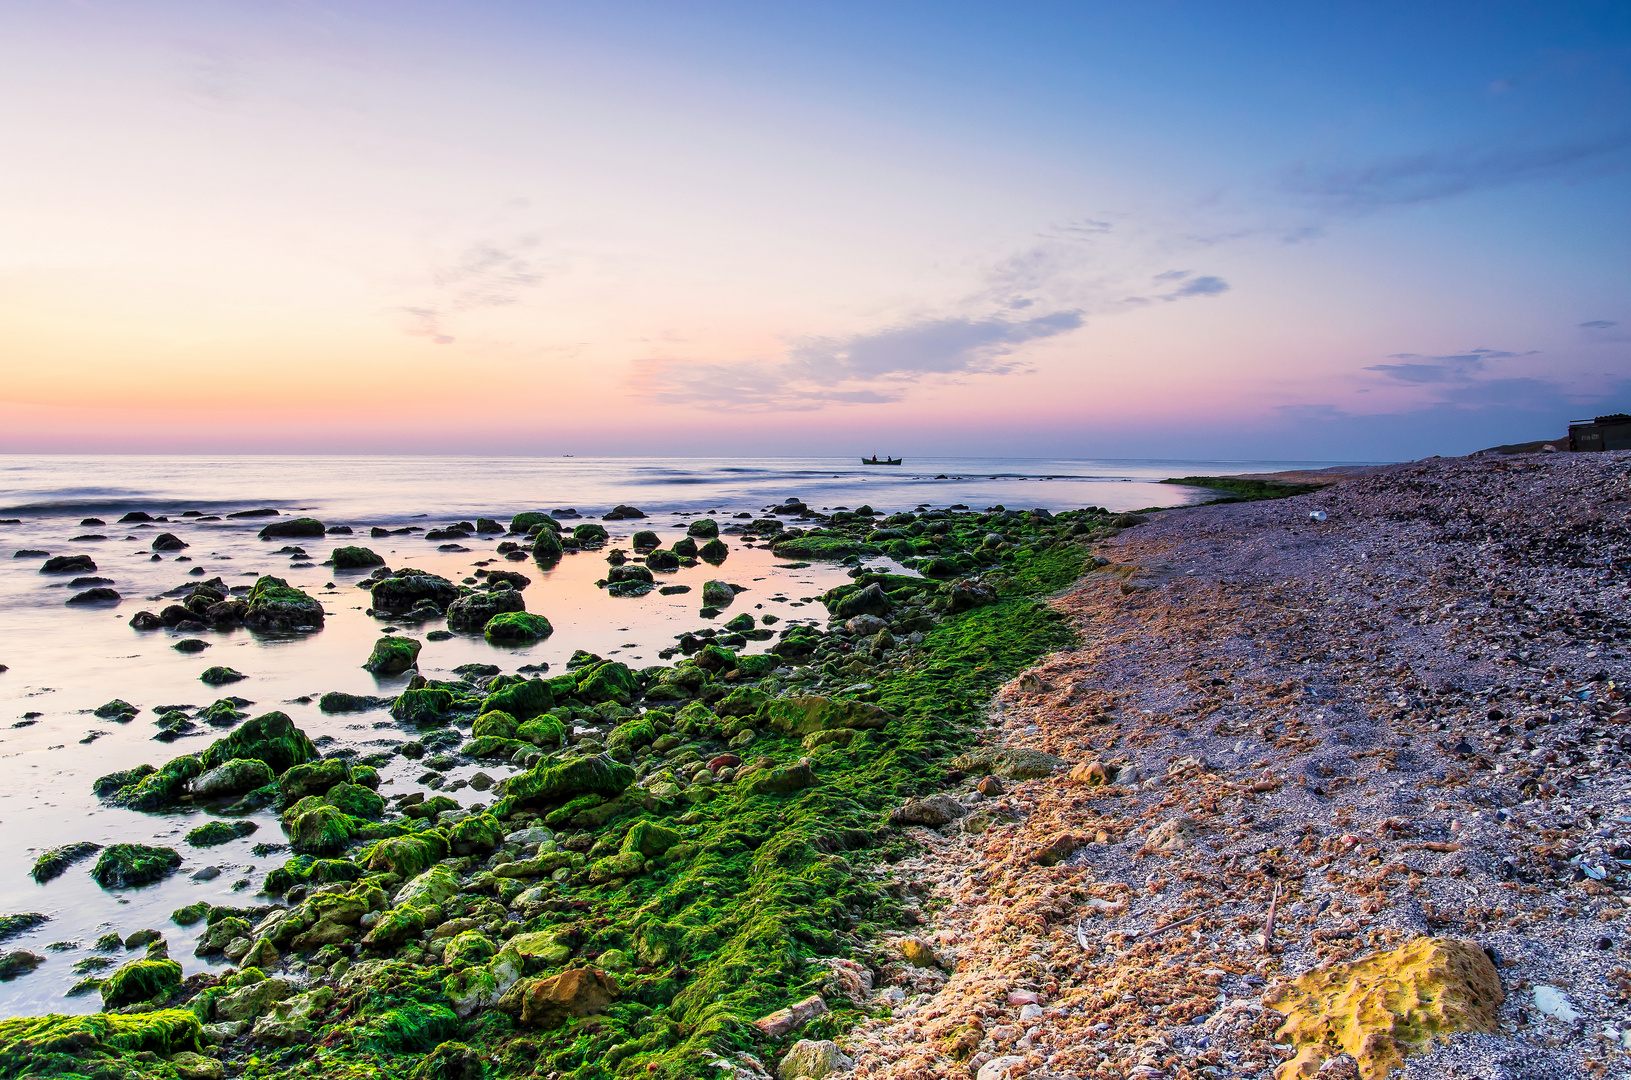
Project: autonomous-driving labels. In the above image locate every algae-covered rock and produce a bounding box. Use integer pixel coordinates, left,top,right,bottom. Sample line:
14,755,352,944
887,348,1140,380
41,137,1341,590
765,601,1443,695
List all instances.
758,695,894,737
530,526,564,564
392,687,452,723
471,710,518,739
447,814,504,856
324,782,386,820
251,985,334,1045
214,975,297,1023
332,545,385,569
186,819,257,847
446,589,526,633
620,821,680,859
519,967,618,1029
701,579,734,607
574,660,637,705
258,517,325,539
444,931,497,967
947,745,1066,779
395,864,461,909
30,842,101,884
482,678,553,719
587,851,645,883
100,958,182,1007
192,757,275,800
510,511,560,535
361,905,426,948
1264,936,1502,1080
503,754,635,808
92,844,182,889
200,711,318,774
355,1000,461,1054
277,757,351,803
364,635,422,675
686,518,719,538
371,571,460,614
484,611,553,644
0,1010,201,1072
287,805,360,855
199,665,246,685
243,575,325,631
736,761,816,797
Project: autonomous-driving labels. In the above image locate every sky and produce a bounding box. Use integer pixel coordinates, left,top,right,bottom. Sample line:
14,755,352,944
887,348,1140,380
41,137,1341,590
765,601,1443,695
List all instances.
1,1,1629,460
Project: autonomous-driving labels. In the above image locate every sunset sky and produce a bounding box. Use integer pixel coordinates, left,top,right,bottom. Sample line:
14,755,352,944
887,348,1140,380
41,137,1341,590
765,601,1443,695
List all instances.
2,1,1628,459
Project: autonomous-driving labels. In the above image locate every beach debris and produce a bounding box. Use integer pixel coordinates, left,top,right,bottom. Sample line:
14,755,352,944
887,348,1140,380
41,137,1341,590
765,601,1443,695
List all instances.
753,993,828,1038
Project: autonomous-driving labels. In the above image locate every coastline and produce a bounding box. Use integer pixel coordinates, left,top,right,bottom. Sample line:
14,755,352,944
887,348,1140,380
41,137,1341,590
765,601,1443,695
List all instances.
843,450,1631,1079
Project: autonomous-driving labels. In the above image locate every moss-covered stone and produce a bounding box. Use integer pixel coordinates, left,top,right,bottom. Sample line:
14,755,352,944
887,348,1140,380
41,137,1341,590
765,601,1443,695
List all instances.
758,695,894,736
258,517,326,539
192,757,275,800
447,814,504,856
100,958,182,1007
483,611,553,644
331,545,385,569
29,842,101,884
516,714,566,747
366,832,450,878
243,575,326,631
0,1009,200,1073
197,721,308,786
91,844,182,889
481,678,553,720
446,589,526,633
471,710,517,739
530,526,564,564
185,819,257,847
501,754,635,809
286,805,360,855
371,571,460,614
574,660,637,705
686,518,719,538
364,635,423,675
509,511,560,535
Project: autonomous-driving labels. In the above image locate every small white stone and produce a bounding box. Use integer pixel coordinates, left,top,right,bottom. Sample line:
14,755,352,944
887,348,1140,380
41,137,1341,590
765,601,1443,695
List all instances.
1019,1003,1043,1022
1533,985,1580,1023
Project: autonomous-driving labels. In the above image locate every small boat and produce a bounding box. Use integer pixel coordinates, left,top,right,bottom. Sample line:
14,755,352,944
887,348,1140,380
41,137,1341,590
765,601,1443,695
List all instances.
861,455,903,465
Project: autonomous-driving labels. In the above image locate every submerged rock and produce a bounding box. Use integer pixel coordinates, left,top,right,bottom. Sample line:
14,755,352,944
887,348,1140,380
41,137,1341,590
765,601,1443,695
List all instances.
257,518,326,540
331,546,385,569
92,844,183,889
243,575,325,631
30,843,101,884
40,555,96,574
446,589,526,632
192,758,275,799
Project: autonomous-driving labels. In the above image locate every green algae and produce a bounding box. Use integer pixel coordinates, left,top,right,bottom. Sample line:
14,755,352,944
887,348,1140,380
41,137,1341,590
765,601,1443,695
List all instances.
484,611,554,644
30,842,101,884
91,844,182,889
186,818,258,847
100,958,182,1007
365,635,423,675
200,711,319,775
332,545,386,569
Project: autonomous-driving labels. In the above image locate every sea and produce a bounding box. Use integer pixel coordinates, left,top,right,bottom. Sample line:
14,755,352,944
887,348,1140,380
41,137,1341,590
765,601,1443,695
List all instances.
0,454,1367,1015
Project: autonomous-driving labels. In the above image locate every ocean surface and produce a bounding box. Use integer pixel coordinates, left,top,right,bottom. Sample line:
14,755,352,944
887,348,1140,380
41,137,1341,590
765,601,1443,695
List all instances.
0,454,1368,1015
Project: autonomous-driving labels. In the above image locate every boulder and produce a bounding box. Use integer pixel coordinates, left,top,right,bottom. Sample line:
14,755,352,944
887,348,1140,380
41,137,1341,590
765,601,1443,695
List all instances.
151,533,188,551
686,518,719,538
1265,937,1502,1080
371,571,459,614
446,589,526,632
332,546,385,569
100,959,182,1007
644,549,680,571
484,611,554,644
482,678,554,719
91,844,182,889
201,711,318,774
519,968,619,1029
41,555,96,574
364,636,422,675
888,794,965,827
947,745,1066,780
754,994,828,1038
502,755,635,808
777,1040,853,1080
257,518,326,539
758,695,893,737
701,580,735,607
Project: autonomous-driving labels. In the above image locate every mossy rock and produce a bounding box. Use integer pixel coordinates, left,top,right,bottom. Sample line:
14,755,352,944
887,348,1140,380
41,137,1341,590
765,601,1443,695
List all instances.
699,538,729,563
30,842,101,884
0,1009,200,1070
91,844,182,889
509,511,560,535
395,865,462,909
771,535,864,559
200,711,318,775
371,571,460,614
332,545,385,569
946,745,1066,779
572,522,609,544
243,575,326,631
446,589,526,633
530,527,564,564
447,814,504,856
366,833,450,878
0,914,47,944
700,580,735,608
444,931,497,968
574,660,637,705
645,549,680,571
484,611,553,644
278,757,351,803
286,805,360,855
391,688,453,723
364,635,423,676
502,755,635,808
620,821,680,858
606,714,657,756
199,666,246,686
171,902,211,927
324,782,386,820
462,735,529,758
471,710,518,739
185,819,257,848
671,536,698,558
481,678,553,720
193,758,275,800
258,517,325,539
100,958,182,1007
355,1000,461,1054
757,695,894,736
686,518,719,538
516,715,566,747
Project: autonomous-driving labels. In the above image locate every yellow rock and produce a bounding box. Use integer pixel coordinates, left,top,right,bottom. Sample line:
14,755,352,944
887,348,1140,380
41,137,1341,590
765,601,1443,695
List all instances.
1068,760,1109,785
1264,936,1502,1080
899,937,937,968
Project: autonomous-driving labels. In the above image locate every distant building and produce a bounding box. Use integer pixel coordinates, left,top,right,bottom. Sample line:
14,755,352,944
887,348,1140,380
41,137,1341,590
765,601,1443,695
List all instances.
1569,414,1631,452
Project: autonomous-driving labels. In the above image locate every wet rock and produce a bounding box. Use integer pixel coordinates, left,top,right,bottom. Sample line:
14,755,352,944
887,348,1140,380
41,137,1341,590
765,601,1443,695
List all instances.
65,587,120,605
899,937,938,968
0,913,49,943
30,843,101,884
200,710,319,774
332,546,385,569
243,575,325,631
837,583,890,619
92,844,182,889
485,611,554,644
151,533,188,551
760,695,893,737
646,549,680,571
99,958,180,1005
446,589,526,632
257,517,326,539
199,666,246,685
363,636,422,676
889,793,965,827
687,518,719,538
736,760,815,796
318,691,389,713
41,554,96,574
371,570,460,614
700,537,729,563
948,745,1065,779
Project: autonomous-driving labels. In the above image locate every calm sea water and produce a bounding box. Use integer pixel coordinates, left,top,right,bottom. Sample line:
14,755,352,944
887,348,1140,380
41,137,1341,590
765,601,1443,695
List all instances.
0,454,1363,1015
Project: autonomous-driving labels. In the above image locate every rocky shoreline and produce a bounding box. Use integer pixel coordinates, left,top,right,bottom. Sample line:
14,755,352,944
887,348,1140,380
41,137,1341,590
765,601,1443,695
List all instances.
840,451,1631,1080
0,497,1125,1079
